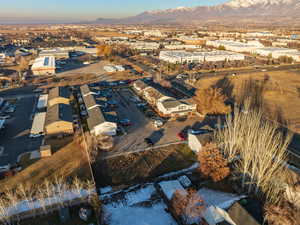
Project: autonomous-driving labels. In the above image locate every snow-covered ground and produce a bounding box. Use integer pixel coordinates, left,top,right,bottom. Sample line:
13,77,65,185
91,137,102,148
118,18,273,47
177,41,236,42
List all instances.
102,184,178,225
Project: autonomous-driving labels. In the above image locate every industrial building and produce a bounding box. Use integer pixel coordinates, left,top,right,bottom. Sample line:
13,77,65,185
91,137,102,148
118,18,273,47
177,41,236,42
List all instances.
39,48,69,59
164,44,201,50
44,103,74,136
47,86,70,107
87,106,117,136
254,47,298,57
130,41,160,51
159,50,245,64
80,85,117,136
31,56,56,76
206,40,264,53
30,112,46,135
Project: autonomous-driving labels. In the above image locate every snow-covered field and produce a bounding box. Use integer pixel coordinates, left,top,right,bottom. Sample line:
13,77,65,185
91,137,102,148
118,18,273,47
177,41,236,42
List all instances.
102,184,178,225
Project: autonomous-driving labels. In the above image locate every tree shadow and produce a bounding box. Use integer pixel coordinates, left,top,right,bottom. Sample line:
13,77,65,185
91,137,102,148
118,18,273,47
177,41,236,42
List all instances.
212,76,234,101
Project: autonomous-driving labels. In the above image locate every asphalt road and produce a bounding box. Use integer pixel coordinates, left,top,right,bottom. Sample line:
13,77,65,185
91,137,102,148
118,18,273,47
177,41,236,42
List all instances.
0,87,43,166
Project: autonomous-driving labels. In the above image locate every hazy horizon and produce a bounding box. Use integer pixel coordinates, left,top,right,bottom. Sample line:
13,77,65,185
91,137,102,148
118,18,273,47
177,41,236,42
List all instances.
0,0,226,24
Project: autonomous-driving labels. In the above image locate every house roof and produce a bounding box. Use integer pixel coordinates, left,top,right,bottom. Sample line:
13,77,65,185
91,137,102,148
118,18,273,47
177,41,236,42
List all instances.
48,86,70,101
227,202,261,225
160,97,195,109
194,133,213,145
45,103,73,126
87,106,106,131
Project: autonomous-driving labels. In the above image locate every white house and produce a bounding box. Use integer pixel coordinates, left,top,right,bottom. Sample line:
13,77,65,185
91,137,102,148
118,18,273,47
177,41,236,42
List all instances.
156,97,196,117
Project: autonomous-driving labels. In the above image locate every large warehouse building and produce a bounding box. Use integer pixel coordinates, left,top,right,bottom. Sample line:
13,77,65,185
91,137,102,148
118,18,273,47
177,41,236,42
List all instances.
159,50,245,64
206,40,264,53
31,56,56,76
39,48,69,59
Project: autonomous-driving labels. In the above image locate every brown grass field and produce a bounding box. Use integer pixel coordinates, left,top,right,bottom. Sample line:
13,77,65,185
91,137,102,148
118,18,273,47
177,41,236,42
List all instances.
196,70,300,133
0,137,92,191
95,144,197,187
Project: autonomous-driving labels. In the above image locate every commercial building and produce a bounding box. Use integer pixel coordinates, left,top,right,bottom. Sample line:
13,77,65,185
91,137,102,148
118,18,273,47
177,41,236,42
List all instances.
45,103,74,136
47,86,70,107
133,80,197,117
206,40,264,53
39,48,69,59
130,41,160,51
144,30,165,37
159,50,245,64
31,56,56,76
254,47,298,57
156,97,197,117
164,44,201,50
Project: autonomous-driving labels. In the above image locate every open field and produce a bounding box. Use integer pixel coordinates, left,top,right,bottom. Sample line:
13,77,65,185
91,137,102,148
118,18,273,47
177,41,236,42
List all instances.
0,137,92,191
95,144,197,187
196,70,300,133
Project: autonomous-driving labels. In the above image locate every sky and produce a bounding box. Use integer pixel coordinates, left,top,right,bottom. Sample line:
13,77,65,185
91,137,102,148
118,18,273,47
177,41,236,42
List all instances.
0,0,228,23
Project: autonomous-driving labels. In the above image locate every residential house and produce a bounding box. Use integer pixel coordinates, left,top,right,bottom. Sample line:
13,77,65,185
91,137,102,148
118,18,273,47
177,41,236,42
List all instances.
156,97,197,117
188,132,213,153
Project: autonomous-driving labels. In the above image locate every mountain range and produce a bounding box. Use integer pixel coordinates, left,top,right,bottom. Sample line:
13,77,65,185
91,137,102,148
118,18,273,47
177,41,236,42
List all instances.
95,0,300,25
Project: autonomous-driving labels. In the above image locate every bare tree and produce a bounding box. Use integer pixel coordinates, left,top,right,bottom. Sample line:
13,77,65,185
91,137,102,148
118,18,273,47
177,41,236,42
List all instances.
215,101,292,204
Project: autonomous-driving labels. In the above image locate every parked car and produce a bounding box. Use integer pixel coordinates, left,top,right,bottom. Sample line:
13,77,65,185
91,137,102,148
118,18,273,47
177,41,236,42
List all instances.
29,133,44,138
0,115,11,119
119,118,132,126
153,119,163,128
188,129,212,135
5,106,16,113
177,132,187,141
144,138,154,146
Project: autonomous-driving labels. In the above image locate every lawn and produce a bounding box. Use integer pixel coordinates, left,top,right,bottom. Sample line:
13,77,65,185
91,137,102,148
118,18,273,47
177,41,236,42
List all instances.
95,144,197,187
196,70,300,133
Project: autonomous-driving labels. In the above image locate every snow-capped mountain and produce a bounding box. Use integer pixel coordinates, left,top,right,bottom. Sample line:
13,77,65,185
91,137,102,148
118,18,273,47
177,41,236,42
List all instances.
225,0,296,8
95,0,300,24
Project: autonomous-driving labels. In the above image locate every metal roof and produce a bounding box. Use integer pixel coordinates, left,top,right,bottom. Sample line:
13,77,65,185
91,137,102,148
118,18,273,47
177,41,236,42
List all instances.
45,103,73,126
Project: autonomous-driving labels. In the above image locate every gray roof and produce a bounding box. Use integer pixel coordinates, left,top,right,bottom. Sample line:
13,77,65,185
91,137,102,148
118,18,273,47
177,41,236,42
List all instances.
48,86,70,100
83,94,97,110
161,98,182,109
45,103,73,126
194,133,213,145
87,106,106,131
228,202,261,225
80,84,91,96
134,80,148,90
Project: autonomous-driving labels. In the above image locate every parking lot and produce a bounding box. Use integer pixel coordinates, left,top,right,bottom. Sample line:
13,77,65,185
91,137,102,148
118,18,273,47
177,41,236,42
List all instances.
0,88,43,166
95,86,203,156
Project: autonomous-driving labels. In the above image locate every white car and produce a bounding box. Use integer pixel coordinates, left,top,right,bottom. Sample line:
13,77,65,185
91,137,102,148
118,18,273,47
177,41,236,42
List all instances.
153,119,163,128
29,133,43,138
